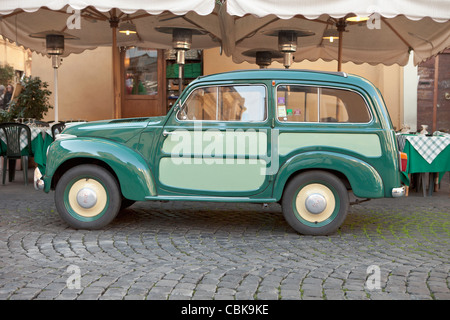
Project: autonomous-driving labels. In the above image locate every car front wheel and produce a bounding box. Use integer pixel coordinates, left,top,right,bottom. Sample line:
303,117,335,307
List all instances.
282,171,349,235
55,164,121,229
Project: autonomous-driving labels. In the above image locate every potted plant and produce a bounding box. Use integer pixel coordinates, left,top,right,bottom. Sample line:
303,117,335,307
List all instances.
0,76,52,123
0,64,14,87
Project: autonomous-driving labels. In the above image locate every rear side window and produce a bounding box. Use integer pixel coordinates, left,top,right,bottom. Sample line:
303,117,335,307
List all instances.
178,85,267,122
276,85,371,123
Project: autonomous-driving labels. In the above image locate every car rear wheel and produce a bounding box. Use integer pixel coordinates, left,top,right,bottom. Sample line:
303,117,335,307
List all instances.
282,170,349,235
55,164,121,229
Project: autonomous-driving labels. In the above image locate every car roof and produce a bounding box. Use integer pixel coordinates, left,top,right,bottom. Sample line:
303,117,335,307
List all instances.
195,68,374,89
198,68,346,80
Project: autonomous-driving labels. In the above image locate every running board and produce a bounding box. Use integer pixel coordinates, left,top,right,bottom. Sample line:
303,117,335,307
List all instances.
144,195,277,203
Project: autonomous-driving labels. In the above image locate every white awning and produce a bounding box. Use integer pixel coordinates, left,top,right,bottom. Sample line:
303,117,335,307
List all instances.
226,0,450,66
0,1,220,56
1,0,448,65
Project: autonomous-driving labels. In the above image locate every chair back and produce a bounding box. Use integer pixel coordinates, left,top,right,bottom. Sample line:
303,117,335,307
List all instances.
34,121,50,127
51,122,66,139
0,123,32,158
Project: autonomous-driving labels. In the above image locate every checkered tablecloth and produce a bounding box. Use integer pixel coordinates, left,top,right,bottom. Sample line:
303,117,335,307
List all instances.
0,126,51,152
404,134,450,164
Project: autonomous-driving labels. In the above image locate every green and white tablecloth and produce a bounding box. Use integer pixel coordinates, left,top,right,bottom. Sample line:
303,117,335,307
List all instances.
0,126,53,173
397,133,450,186
404,134,450,164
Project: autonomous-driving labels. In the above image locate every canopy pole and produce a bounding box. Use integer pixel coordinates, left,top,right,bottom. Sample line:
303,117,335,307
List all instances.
337,31,343,71
433,55,439,132
110,13,121,119
336,19,346,72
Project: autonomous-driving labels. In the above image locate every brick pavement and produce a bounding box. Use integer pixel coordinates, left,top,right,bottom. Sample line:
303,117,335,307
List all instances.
0,169,449,300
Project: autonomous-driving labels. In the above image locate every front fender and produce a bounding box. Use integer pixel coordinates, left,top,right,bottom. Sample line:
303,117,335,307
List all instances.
273,151,384,200
45,137,156,200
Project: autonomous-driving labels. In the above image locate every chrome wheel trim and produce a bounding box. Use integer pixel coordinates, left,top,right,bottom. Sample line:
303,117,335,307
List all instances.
295,183,335,223
68,179,107,218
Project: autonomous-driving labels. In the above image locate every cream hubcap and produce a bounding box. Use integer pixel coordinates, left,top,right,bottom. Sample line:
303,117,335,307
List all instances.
295,183,335,223
68,179,107,217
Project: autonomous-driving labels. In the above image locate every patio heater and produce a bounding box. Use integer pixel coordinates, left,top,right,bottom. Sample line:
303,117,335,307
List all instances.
263,29,315,68
30,31,78,123
278,31,297,69
173,28,191,96
242,49,283,68
156,27,204,96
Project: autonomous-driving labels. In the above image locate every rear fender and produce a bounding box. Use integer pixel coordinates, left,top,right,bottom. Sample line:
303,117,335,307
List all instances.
273,151,384,200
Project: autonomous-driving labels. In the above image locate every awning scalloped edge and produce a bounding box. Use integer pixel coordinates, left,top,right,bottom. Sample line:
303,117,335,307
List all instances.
0,2,215,17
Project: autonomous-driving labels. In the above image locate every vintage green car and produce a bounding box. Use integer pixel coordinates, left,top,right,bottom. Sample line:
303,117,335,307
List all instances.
36,69,406,235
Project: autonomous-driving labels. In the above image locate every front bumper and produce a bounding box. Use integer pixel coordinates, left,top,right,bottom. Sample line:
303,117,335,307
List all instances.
392,186,406,197
33,167,45,190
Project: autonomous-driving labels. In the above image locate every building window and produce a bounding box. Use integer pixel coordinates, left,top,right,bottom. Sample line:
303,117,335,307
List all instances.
124,47,158,95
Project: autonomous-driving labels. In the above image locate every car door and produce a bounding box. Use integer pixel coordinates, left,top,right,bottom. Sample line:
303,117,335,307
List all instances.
155,81,274,198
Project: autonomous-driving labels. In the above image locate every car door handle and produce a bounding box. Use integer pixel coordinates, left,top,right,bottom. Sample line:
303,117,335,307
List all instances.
163,130,175,137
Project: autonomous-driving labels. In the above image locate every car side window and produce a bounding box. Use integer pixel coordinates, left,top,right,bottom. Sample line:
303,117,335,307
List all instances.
276,85,371,123
178,85,267,122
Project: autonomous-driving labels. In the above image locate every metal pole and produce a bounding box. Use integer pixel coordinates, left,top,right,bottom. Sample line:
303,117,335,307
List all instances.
177,49,185,97
54,67,58,123
179,64,184,97
52,55,60,123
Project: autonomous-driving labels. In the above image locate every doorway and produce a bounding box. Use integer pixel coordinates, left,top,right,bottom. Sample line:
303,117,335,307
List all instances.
436,53,450,132
121,48,166,118
417,50,450,133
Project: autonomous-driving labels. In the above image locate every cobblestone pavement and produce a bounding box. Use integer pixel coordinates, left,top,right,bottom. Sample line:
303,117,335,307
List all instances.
0,170,449,300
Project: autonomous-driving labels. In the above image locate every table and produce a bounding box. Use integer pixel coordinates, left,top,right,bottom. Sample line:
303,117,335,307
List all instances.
397,133,450,195
0,125,53,174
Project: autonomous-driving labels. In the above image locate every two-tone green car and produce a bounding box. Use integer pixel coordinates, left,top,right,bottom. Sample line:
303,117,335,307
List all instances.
36,69,406,235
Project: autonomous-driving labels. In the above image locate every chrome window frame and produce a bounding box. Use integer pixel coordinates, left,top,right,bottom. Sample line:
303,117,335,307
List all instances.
175,84,269,123
274,84,374,125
